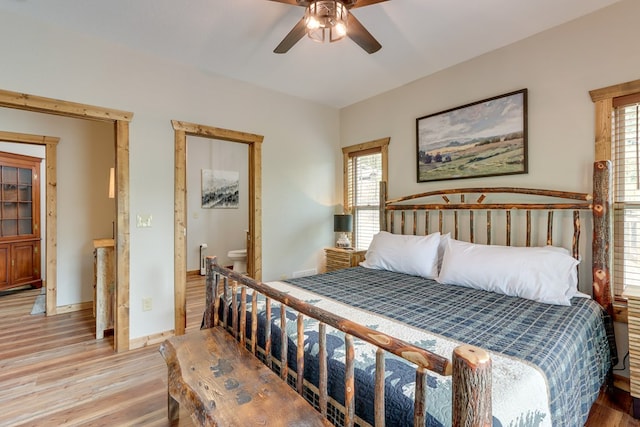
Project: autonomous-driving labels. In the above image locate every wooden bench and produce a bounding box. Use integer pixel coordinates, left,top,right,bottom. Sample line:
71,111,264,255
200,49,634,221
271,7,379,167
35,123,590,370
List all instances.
159,326,332,426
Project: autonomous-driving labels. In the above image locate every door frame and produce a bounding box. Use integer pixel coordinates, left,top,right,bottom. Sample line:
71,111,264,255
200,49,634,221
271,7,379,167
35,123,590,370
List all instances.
172,120,263,335
0,89,132,352
0,130,58,294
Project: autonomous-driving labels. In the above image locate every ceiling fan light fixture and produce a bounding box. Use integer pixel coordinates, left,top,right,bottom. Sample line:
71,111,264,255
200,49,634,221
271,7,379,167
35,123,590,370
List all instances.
304,0,348,44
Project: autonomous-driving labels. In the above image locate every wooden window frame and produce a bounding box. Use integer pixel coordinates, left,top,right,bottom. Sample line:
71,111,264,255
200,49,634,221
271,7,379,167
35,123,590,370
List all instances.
342,137,390,249
590,78,640,322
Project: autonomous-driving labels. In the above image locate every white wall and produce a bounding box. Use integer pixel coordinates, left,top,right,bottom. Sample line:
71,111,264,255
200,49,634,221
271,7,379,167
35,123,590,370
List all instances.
0,10,338,340
340,0,640,376
187,137,249,271
0,111,115,305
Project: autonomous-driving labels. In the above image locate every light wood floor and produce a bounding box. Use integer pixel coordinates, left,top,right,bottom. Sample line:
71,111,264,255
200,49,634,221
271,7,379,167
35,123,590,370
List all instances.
0,276,637,426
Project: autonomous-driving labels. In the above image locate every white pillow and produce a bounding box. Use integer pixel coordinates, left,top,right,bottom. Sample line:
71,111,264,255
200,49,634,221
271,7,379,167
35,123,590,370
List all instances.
436,238,580,306
360,231,441,279
542,245,584,298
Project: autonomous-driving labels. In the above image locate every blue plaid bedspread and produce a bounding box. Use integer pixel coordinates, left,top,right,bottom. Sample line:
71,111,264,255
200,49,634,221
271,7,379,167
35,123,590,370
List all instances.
278,267,612,427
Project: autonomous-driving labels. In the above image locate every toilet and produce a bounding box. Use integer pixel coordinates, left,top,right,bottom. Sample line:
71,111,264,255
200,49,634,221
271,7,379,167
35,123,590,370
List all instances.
227,249,247,274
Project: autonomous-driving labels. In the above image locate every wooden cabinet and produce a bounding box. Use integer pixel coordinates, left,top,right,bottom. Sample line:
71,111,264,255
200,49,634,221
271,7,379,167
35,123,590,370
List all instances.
324,247,366,272
94,239,115,339
0,239,41,290
0,152,42,291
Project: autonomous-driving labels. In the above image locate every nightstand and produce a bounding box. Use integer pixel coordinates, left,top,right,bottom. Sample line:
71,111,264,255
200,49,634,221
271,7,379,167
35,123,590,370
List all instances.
324,247,366,272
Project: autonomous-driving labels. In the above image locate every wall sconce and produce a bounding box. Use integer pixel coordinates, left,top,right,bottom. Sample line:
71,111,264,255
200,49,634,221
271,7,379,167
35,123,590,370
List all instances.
334,214,353,248
108,167,115,199
109,167,115,239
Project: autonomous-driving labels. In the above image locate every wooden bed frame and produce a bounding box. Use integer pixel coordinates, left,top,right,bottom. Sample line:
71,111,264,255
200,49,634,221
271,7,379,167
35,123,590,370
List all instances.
183,160,612,426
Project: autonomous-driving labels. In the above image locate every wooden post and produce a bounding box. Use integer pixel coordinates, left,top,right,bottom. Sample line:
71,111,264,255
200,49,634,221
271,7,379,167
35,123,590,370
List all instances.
375,348,385,427
526,211,531,247
240,287,247,346
204,256,218,329
319,323,328,418
231,280,238,338
572,210,581,260
251,294,258,355
506,211,511,246
546,211,554,246
265,298,272,368
380,181,388,232
344,334,355,427
93,239,115,340
296,313,305,395
593,160,613,314
414,367,427,427
280,306,288,381
452,345,492,427
412,210,417,235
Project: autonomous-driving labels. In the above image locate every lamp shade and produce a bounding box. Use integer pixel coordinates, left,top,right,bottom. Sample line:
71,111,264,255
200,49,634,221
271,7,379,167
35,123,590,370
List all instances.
333,214,353,233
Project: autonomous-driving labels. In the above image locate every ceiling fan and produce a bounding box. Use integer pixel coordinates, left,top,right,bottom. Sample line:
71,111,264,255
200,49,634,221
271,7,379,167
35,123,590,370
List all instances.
269,0,388,54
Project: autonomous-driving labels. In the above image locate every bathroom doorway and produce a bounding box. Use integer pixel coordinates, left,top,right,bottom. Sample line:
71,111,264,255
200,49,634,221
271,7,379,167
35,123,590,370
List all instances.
172,120,263,336
186,137,249,276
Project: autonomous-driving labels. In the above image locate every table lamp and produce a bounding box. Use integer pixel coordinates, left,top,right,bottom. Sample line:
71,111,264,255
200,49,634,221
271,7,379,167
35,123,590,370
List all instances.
334,214,353,248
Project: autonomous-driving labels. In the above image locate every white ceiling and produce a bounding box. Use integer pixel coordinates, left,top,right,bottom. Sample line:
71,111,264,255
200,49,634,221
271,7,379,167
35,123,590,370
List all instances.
0,0,623,108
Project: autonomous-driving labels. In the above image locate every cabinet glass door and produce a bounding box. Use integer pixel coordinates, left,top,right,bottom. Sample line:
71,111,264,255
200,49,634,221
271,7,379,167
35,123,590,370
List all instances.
1,165,33,237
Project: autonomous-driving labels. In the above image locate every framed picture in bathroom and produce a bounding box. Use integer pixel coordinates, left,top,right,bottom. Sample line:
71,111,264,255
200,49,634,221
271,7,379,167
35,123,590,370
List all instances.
201,169,239,208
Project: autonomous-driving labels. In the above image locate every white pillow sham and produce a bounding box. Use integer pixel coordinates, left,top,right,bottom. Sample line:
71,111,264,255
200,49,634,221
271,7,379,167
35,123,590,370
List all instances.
360,231,441,279
436,238,580,306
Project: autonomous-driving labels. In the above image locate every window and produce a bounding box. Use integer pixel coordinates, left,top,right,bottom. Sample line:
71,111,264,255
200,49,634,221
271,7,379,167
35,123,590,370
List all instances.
613,93,640,295
590,78,640,300
342,138,389,251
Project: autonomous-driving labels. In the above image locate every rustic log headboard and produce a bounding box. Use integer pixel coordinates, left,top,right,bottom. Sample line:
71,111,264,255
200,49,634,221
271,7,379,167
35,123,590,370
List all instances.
379,160,612,314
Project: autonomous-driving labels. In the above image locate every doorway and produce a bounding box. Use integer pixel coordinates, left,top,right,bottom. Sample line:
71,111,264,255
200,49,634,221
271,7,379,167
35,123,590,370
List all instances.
0,132,55,300
172,120,263,335
0,89,132,352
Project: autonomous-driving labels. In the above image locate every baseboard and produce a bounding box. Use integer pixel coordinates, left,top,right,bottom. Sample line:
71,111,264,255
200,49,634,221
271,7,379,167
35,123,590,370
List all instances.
614,373,631,393
187,269,202,278
56,301,92,314
129,329,176,350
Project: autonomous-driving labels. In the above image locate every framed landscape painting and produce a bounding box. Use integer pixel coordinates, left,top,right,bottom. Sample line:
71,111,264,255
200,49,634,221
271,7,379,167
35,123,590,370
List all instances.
201,169,239,209
416,89,528,182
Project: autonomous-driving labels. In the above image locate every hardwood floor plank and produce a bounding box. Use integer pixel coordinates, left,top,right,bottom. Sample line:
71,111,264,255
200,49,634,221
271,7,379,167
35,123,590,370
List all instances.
0,277,635,426
31,379,167,426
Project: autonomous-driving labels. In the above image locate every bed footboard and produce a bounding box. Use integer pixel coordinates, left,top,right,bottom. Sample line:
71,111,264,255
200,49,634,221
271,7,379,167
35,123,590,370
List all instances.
203,256,492,427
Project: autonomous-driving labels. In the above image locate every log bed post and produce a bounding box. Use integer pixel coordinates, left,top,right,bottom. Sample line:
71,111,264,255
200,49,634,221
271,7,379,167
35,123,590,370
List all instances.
380,181,388,232
452,345,492,427
592,160,613,314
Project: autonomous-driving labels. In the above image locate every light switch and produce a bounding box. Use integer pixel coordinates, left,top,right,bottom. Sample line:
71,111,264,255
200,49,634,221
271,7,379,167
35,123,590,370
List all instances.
136,214,152,228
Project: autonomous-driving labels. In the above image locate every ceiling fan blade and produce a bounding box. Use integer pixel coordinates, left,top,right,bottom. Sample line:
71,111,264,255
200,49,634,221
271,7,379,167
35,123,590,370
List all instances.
347,14,381,54
267,0,309,6
274,17,308,54
350,0,388,9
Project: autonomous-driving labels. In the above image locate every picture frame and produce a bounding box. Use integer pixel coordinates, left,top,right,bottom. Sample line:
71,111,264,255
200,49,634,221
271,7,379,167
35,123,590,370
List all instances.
416,89,528,183
201,169,240,209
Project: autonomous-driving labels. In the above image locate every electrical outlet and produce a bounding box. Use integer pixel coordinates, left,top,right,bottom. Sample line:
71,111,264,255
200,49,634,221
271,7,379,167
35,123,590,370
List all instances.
280,274,288,280
142,297,152,311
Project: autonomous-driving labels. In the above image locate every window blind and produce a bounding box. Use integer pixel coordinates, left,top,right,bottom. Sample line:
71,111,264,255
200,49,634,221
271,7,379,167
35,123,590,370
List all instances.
613,93,640,296
347,151,382,251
